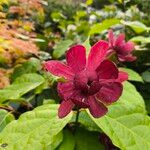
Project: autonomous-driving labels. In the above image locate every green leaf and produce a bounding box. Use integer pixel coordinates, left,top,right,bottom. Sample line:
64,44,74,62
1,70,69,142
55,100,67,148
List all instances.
0,110,14,132
130,36,150,44
47,132,63,150
0,104,73,149
75,128,104,150
0,73,45,103
142,70,150,82
89,18,120,35
71,110,100,132
53,40,73,59
122,21,150,34
58,130,75,150
120,68,143,82
86,0,93,5
88,82,150,150
11,58,41,81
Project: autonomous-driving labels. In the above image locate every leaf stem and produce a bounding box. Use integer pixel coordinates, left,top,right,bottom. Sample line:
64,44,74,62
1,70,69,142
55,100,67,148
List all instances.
74,108,80,134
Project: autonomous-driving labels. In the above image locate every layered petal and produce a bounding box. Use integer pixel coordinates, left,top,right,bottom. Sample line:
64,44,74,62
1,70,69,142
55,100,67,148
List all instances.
74,70,88,92
96,60,118,79
58,100,74,118
44,60,74,80
88,81,102,95
88,96,108,118
121,41,135,53
118,54,136,62
117,71,128,82
57,82,76,100
97,82,123,104
108,30,114,46
115,33,125,46
87,40,109,72
66,45,86,73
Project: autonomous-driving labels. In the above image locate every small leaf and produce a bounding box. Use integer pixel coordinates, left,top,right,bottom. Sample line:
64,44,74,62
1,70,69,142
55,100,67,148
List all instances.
120,68,143,82
130,36,150,44
90,18,120,35
0,73,45,103
0,110,14,132
53,40,73,59
0,104,73,149
122,21,150,34
86,0,93,5
142,70,150,82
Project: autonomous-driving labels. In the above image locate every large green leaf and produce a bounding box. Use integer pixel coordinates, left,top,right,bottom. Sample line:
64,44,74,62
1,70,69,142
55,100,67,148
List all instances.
120,68,143,82
0,104,72,150
0,73,45,103
88,82,150,150
47,132,63,150
74,128,104,150
0,110,14,132
57,130,75,150
89,18,120,35
53,40,73,59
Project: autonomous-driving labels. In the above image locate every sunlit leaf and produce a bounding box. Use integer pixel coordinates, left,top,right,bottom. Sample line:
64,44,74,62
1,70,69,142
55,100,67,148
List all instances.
90,18,120,35
130,36,150,44
122,21,150,34
0,110,14,132
88,82,149,150
0,73,45,103
0,104,72,149
53,40,73,59
120,68,143,82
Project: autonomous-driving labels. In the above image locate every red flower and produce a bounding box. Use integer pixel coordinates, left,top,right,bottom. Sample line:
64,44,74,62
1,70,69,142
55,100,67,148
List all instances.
107,30,136,62
44,41,128,118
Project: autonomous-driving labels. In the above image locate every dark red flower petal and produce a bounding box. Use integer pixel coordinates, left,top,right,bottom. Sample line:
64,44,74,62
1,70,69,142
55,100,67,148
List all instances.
88,96,108,118
66,45,86,73
70,90,89,108
96,60,118,79
74,70,88,92
87,40,109,72
72,99,89,108
57,82,76,100
97,82,123,104
88,81,102,95
44,60,74,80
116,71,128,82
58,100,74,118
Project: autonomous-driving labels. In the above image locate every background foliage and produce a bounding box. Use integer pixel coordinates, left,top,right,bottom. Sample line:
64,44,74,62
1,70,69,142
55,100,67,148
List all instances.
0,0,149,149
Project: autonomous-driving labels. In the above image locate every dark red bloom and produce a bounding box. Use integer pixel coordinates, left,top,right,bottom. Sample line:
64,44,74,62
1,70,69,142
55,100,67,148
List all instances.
44,40,128,118
107,30,136,62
